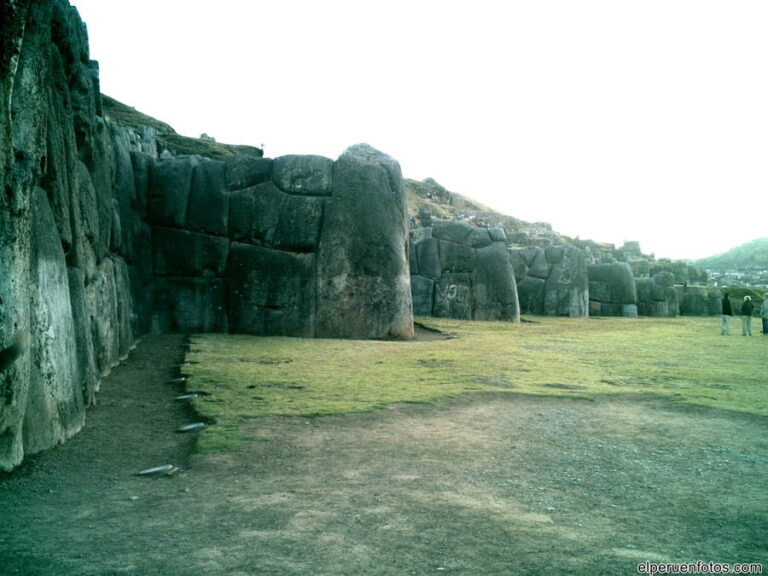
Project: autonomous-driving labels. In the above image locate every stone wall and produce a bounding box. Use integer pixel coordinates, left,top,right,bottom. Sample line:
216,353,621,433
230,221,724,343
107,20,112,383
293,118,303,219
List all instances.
409,220,519,321
636,273,679,318
587,262,639,317
510,245,589,317
148,146,414,340
1,0,137,471
0,0,413,471
677,286,722,316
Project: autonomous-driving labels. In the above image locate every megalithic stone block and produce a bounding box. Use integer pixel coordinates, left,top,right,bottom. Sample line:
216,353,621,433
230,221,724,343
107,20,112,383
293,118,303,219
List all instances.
316,144,413,339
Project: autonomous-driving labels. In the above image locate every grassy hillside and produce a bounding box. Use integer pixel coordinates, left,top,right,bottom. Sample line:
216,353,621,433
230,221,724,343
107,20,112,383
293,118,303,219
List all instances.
695,238,768,271
404,177,551,239
101,94,263,160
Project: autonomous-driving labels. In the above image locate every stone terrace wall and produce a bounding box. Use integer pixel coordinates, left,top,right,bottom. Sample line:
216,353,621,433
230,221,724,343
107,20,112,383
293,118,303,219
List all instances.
0,0,413,471
510,245,589,317
1,0,138,471
149,146,414,340
409,220,519,321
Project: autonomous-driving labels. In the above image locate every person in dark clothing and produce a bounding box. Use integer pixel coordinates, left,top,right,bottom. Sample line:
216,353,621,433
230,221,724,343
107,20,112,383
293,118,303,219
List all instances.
741,295,754,336
721,292,733,335
760,294,768,335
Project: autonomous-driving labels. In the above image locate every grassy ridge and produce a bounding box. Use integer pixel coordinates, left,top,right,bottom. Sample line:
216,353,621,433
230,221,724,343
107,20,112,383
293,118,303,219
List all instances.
183,317,768,451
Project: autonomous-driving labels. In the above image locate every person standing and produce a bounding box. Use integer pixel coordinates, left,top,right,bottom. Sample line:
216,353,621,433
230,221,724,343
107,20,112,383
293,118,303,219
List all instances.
721,291,733,335
761,294,768,335
741,295,754,336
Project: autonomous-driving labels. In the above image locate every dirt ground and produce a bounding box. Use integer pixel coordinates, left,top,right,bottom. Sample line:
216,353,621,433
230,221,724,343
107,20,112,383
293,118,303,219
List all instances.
1,333,766,576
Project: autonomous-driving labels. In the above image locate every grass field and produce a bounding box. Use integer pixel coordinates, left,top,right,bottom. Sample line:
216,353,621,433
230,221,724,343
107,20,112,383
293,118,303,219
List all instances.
182,316,768,452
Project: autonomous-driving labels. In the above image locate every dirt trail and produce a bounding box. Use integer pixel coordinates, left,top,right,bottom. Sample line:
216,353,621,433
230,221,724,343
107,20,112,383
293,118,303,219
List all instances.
0,334,766,576
0,334,197,575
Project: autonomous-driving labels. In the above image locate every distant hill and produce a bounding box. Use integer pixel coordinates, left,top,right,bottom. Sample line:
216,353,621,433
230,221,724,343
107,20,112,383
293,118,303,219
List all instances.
694,238,768,271
404,177,555,241
102,95,264,160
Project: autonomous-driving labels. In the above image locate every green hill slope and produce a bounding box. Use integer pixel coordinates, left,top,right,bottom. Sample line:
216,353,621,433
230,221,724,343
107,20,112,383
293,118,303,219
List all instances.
694,238,768,271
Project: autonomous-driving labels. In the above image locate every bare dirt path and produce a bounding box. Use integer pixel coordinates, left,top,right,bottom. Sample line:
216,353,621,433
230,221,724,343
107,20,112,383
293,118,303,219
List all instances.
1,334,766,575
0,334,197,575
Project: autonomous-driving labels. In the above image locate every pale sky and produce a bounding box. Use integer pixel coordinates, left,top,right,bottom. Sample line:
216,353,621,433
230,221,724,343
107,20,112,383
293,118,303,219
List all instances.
71,0,768,260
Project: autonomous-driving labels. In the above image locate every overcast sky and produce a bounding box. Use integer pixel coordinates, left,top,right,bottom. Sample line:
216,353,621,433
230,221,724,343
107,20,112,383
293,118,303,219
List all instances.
71,0,768,260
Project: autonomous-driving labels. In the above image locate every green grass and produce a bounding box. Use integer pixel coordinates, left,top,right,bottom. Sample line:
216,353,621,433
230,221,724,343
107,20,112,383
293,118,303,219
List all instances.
102,94,264,160
183,316,768,452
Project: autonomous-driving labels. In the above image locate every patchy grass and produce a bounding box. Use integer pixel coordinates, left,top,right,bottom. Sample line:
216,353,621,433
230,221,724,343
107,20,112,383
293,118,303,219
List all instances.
101,94,264,160
155,133,264,161
183,316,768,452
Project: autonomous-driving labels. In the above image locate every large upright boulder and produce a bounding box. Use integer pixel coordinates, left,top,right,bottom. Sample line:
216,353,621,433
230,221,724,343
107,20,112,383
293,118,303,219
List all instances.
544,245,588,317
24,188,84,455
316,144,413,339
473,243,520,321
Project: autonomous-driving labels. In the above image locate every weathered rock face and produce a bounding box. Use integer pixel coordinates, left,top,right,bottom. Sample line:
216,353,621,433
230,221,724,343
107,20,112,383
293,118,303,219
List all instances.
636,275,679,318
0,0,136,471
0,2,416,470
317,144,414,339
410,221,519,322
587,262,638,317
677,286,721,317
510,245,589,317
146,144,413,340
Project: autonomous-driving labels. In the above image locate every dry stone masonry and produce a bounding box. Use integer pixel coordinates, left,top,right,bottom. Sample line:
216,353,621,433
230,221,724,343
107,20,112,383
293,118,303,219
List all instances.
0,0,726,472
510,245,589,317
0,0,413,471
409,220,519,322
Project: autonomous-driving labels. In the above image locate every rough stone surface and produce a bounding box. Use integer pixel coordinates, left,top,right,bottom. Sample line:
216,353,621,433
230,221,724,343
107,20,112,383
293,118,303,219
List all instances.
147,156,197,227
152,227,229,277
225,155,272,191
517,276,546,315
186,158,228,235
512,245,588,317
439,239,476,273
152,277,228,333
272,195,324,252
415,237,441,280
473,243,520,321
67,266,99,406
411,275,435,317
636,277,679,318
227,243,316,337
678,287,721,317
411,221,520,322
228,181,286,244
544,245,588,317
272,154,333,196
588,262,638,317
432,220,473,244
433,273,474,319
25,188,84,455
317,144,413,339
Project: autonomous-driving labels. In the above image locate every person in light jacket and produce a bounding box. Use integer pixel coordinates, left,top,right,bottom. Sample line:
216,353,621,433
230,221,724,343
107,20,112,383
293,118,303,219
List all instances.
741,295,754,336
